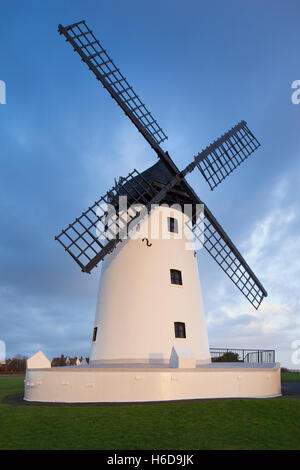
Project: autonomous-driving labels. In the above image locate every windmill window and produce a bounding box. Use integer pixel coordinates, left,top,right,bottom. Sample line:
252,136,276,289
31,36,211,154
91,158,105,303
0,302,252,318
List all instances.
174,322,186,338
92,327,98,342
170,269,182,285
168,217,178,233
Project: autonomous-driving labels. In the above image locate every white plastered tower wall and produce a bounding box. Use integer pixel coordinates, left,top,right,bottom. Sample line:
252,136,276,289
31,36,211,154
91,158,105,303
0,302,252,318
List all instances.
90,205,211,365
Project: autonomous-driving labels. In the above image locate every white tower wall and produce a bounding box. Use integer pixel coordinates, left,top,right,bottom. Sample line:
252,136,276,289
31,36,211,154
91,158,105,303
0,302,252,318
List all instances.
90,205,211,365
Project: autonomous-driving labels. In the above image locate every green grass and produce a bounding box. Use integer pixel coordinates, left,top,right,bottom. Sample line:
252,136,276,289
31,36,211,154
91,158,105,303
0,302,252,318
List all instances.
1,378,300,450
281,372,300,382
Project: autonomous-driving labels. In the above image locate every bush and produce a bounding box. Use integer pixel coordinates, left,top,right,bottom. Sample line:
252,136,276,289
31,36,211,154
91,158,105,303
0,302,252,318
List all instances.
213,351,241,362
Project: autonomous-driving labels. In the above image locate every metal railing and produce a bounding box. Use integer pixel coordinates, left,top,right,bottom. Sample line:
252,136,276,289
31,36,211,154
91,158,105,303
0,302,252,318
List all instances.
210,348,275,363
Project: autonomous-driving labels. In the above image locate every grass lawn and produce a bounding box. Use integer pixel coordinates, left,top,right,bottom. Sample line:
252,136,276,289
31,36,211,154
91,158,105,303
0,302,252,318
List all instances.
281,372,300,382
1,377,300,450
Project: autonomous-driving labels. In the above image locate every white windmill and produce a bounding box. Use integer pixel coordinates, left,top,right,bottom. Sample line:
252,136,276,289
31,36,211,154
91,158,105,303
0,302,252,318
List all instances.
24,20,281,403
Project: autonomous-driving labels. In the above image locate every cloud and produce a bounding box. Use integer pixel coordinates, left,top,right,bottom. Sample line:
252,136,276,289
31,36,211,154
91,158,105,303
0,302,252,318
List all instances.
205,171,300,367
0,121,157,360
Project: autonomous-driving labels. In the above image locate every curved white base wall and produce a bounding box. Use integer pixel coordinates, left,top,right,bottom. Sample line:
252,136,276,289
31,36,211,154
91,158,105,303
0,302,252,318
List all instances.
24,363,281,403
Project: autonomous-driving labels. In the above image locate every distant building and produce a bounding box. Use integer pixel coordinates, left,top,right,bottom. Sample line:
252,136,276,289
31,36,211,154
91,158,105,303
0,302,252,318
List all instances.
0,357,26,372
51,355,86,367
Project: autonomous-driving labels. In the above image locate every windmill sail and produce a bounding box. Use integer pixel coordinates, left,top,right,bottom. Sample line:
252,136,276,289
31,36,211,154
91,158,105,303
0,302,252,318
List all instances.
187,202,267,309
58,21,167,154
55,169,160,273
188,121,260,190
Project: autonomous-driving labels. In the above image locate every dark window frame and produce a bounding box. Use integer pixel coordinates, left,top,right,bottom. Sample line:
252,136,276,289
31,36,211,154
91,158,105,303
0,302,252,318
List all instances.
174,322,186,338
168,216,178,234
92,326,98,342
170,269,183,285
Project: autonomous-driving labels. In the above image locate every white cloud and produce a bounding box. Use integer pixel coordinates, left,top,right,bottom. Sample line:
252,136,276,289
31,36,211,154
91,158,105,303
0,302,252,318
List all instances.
205,173,300,367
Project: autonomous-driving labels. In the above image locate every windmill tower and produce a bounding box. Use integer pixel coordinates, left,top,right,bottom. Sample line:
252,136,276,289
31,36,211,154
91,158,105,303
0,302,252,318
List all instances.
24,20,281,404
89,203,211,365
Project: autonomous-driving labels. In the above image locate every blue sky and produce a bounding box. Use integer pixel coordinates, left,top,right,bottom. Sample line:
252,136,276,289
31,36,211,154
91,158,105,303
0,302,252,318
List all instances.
0,0,299,367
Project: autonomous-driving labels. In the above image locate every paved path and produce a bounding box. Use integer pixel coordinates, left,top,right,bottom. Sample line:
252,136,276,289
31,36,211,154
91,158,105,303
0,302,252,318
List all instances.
281,381,300,398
